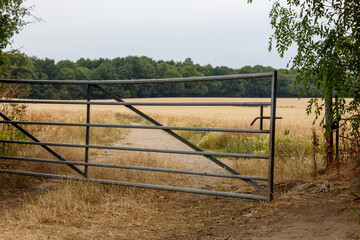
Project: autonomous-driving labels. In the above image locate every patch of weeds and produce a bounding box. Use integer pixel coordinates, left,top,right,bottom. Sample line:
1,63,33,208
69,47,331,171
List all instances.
283,129,290,136
0,129,27,156
177,129,316,162
115,112,146,124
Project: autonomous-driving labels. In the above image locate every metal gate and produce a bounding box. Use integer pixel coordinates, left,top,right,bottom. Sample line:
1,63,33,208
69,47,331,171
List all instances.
0,72,277,201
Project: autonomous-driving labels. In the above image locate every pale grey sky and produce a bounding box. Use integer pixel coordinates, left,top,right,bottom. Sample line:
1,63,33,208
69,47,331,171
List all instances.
10,0,295,69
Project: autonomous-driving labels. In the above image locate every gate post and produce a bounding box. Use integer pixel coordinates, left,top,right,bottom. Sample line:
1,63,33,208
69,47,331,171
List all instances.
268,71,277,201
84,84,91,178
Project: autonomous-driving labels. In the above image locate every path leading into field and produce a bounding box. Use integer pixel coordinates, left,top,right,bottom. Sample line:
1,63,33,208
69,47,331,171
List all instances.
1,126,359,239
109,126,360,239
117,125,234,188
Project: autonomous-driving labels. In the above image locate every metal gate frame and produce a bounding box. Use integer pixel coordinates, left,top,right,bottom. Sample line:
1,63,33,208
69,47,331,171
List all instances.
0,72,277,201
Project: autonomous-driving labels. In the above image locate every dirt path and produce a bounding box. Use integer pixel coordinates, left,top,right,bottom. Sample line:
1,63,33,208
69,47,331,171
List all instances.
1,127,359,239
123,125,233,172
243,194,359,240
96,125,234,188
97,127,360,239
170,191,360,240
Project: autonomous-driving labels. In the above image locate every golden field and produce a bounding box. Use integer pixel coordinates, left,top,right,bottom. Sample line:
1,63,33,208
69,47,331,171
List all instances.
0,97,335,239
27,97,323,134
4,97,326,185
20,97,327,185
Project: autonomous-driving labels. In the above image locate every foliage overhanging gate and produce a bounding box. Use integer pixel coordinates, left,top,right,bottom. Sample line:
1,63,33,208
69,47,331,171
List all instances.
0,72,277,201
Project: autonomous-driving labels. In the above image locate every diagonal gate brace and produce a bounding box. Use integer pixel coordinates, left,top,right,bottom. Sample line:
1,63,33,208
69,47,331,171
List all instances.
0,112,85,176
93,85,268,196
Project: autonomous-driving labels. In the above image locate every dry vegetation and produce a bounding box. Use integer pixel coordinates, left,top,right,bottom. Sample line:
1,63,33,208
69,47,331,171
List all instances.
134,98,325,183
0,97,358,239
0,105,198,239
23,97,326,183
0,108,130,193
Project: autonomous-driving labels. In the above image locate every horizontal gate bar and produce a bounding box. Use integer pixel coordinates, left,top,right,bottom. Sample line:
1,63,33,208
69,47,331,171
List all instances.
0,121,270,134
0,112,85,176
93,85,269,196
0,155,268,181
0,169,267,200
0,100,271,107
0,139,270,159
0,72,273,85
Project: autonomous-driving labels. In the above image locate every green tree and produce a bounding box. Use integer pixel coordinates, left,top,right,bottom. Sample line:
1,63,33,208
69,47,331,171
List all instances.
180,65,203,78
138,56,157,79
0,52,320,99
76,58,95,70
0,0,32,67
249,0,360,167
213,66,234,76
32,57,57,80
1,51,37,79
57,67,75,80
91,60,117,80
277,69,298,97
75,66,91,80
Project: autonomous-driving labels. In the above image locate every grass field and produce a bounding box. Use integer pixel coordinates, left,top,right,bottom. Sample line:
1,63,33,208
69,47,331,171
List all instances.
27,97,323,133
0,97,332,239
4,97,326,190
24,97,325,182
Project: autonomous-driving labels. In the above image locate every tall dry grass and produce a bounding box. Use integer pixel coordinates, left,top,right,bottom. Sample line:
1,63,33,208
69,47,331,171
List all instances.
0,108,130,193
0,182,159,239
0,153,190,240
0,97,329,239
0,106,193,240
149,111,325,183
116,97,323,135
1,98,326,190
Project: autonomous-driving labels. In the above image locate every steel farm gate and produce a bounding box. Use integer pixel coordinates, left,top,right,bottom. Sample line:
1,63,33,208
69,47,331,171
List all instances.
0,72,278,201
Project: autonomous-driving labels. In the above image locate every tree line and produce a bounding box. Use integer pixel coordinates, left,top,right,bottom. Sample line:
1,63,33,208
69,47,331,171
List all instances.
1,51,316,99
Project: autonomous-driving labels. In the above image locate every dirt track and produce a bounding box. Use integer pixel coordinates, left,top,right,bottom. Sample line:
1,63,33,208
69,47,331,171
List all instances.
0,125,359,239
115,127,360,239
116,124,234,187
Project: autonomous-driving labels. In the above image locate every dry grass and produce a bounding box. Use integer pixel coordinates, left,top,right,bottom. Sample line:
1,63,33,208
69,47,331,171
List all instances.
105,98,327,192
131,98,325,184
27,98,322,134
0,108,130,193
125,97,323,134
0,106,196,240
0,182,158,240
90,152,187,186
0,153,191,240
0,97,333,239
10,97,327,186
0,140,194,240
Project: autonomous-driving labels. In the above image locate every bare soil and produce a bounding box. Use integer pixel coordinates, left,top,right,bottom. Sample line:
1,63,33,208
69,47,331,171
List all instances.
104,127,360,239
152,190,360,240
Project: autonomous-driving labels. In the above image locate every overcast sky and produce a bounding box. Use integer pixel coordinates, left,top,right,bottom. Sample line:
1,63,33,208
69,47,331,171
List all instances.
9,0,295,69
